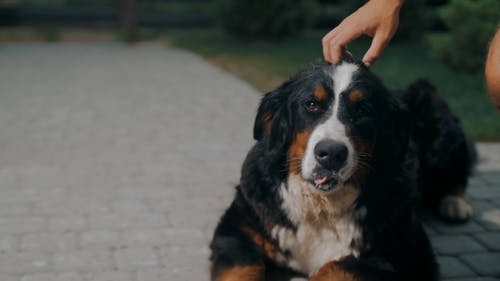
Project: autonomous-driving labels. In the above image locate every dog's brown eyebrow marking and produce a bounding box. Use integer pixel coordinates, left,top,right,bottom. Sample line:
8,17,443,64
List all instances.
314,84,328,101
348,89,363,103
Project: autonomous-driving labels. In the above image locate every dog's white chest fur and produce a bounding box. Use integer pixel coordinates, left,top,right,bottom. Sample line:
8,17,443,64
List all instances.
273,175,362,275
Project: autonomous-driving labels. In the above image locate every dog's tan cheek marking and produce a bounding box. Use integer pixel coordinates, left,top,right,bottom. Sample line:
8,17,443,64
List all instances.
215,265,265,281
314,85,328,101
348,89,363,103
288,130,312,175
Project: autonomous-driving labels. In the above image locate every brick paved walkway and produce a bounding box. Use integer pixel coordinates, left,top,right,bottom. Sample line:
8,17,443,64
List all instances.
0,44,499,281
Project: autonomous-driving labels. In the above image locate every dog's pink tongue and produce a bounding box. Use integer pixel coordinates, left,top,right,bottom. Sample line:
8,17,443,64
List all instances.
314,176,329,185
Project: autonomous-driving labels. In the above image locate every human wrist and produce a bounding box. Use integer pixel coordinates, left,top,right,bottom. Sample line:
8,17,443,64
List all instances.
371,0,404,10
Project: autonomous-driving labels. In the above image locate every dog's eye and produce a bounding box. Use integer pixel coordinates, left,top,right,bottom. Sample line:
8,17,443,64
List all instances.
305,100,319,112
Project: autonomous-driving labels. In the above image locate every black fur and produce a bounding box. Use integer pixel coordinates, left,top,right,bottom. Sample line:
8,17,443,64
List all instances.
210,62,475,281
400,80,477,212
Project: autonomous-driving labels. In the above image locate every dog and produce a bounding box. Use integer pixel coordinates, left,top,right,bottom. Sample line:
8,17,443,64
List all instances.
210,60,476,281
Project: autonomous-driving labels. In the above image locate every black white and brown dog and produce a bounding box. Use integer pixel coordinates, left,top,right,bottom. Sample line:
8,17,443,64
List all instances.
210,60,476,281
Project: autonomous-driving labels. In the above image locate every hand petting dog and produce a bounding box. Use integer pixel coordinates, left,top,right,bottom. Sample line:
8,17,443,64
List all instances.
322,0,404,67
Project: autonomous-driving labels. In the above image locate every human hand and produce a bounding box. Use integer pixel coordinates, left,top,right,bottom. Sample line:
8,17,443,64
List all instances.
322,0,403,67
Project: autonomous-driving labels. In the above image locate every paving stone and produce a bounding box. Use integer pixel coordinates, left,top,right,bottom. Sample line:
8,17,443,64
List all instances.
168,208,220,230
475,209,500,230
461,253,500,276
163,228,206,247
492,199,500,208
468,186,500,200
0,187,65,205
114,247,159,269
477,144,500,172
110,199,149,213
33,199,111,215
427,219,485,235
471,199,497,213
21,272,84,281
446,278,500,281
137,266,208,281
0,217,46,234
0,44,254,279
0,274,20,281
469,199,500,230
430,235,485,255
0,235,18,253
437,257,476,279
48,215,87,232
0,203,32,216
0,252,51,274
53,249,113,271
89,213,168,230
149,189,234,213
121,228,166,246
481,172,500,185
474,232,500,251
80,230,120,249
158,246,210,272
110,185,177,200
21,232,77,252
87,270,136,281
137,268,174,281
469,176,488,186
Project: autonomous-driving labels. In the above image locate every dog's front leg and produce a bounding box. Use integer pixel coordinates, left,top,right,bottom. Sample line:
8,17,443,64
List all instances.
309,260,359,281
309,256,395,281
212,264,265,281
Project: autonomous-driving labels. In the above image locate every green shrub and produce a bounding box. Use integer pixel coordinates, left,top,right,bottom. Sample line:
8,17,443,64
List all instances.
395,1,429,42
430,0,500,72
215,0,318,40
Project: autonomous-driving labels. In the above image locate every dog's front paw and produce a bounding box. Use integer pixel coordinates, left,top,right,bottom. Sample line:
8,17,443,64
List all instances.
439,195,473,222
309,262,357,281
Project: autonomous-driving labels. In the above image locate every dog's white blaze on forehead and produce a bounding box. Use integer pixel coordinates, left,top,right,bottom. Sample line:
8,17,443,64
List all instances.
332,62,359,95
302,62,359,180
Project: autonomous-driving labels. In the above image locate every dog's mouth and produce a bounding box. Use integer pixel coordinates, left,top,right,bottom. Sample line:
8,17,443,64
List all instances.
310,170,341,192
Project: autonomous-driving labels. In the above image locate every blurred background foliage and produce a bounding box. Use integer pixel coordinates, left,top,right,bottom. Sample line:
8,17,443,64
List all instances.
215,0,318,40
0,0,498,140
430,0,500,72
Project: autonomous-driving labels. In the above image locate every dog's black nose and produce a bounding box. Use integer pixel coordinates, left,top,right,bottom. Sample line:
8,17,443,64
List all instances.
314,140,348,170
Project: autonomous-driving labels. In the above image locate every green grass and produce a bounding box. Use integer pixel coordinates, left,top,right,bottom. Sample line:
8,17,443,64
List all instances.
166,28,499,141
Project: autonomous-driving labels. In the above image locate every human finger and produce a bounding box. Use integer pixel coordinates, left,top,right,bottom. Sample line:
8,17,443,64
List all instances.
362,31,389,67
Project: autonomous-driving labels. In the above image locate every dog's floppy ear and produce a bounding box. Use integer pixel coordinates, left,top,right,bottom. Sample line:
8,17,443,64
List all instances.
403,79,437,117
253,81,292,150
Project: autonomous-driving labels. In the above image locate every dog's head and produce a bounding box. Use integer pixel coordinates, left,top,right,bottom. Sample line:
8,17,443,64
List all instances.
254,61,408,193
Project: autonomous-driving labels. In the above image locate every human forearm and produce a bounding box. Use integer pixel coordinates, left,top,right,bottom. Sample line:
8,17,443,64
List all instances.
485,27,500,109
